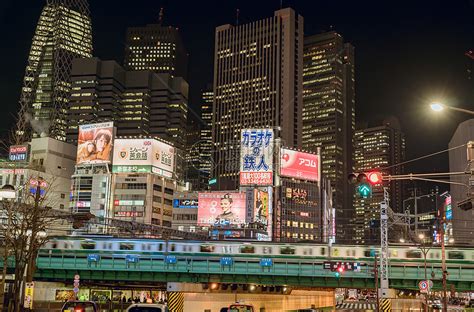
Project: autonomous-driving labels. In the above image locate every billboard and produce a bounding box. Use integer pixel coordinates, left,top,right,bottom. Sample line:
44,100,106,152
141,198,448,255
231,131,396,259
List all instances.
253,189,269,225
280,148,319,181
173,199,198,209
76,122,114,165
9,145,29,162
445,195,452,221
112,139,175,178
198,192,246,226
240,129,274,186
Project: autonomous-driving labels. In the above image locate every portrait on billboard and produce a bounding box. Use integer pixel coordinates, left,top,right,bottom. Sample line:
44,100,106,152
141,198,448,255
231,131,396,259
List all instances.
254,189,269,224
76,122,114,165
198,192,246,226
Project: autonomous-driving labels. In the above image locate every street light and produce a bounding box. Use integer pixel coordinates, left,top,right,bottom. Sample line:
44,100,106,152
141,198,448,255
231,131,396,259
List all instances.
429,102,474,115
399,238,405,243
418,233,425,240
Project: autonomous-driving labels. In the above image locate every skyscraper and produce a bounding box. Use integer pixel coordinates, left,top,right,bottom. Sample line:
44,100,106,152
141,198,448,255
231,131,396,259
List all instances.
353,118,405,244
449,119,474,245
302,31,355,242
212,8,303,190
199,85,213,180
18,0,93,141
124,17,188,79
67,57,188,149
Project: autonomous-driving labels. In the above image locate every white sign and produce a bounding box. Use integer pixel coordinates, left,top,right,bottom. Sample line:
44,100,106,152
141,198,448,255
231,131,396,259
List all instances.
240,129,274,186
112,139,175,178
419,280,432,293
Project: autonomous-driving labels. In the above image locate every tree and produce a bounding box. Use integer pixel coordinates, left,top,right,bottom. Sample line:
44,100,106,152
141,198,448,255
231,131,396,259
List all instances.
0,177,58,312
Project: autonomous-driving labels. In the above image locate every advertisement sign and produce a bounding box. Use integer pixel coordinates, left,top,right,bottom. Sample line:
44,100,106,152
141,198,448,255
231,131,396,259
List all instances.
445,195,452,221
240,129,274,185
9,145,28,162
173,199,198,208
114,211,143,217
112,139,175,178
24,282,34,309
198,192,246,226
76,122,114,165
285,187,318,207
253,189,269,225
280,148,319,181
114,200,145,206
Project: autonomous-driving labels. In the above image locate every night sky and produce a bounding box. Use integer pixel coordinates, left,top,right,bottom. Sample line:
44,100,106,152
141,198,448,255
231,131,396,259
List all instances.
0,0,473,175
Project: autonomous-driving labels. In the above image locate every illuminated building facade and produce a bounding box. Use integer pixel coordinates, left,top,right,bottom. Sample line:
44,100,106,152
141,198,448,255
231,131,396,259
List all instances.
199,86,213,181
18,0,92,141
213,8,303,190
124,23,188,78
302,31,355,243
66,58,188,149
353,118,405,244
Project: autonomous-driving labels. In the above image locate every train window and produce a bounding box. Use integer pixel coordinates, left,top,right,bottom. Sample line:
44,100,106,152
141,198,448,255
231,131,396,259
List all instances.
406,250,422,258
332,249,339,256
448,251,465,260
200,245,215,252
280,246,295,255
141,244,151,251
240,245,255,254
346,250,356,257
170,244,176,252
364,250,372,257
51,242,58,249
262,247,272,254
158,243,163,251
119,243,134,251
303,248,313,256
321,247,326,256
81,241,96,250
64,242,72,249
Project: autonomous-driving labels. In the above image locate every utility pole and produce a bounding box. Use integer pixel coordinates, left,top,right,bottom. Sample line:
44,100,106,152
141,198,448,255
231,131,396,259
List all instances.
439,200,448,312
374,254,379,312
379,187,389,298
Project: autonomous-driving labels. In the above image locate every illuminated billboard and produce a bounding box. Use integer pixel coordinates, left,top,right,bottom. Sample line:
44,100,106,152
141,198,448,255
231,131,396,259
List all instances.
280,148,319,181
240,129,274,186
253,189,269,225
173,199,198,209
112,139,175,178
76,122,114,165
9,145,29,162
198,192,246,226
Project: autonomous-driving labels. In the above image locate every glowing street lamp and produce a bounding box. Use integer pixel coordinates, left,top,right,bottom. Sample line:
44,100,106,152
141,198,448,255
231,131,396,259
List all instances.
430,102,445,112
430,102,474,115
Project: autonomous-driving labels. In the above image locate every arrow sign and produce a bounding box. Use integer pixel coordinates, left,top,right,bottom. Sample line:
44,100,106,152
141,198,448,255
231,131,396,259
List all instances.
358,183,372,198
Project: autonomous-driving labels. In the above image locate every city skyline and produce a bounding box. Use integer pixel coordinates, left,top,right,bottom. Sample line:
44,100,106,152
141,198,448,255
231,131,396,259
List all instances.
1,1,472,174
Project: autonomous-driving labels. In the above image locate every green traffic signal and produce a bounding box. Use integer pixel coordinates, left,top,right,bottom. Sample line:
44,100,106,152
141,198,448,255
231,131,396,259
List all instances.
335,272,340,278
357,182,372,198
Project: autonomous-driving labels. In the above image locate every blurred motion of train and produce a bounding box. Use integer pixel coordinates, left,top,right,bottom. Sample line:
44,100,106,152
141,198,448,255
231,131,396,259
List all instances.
41,236,474,263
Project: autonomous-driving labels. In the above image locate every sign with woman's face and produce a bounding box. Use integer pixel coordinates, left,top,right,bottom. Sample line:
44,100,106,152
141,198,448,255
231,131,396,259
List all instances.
197,192,246,225
76,122,114,165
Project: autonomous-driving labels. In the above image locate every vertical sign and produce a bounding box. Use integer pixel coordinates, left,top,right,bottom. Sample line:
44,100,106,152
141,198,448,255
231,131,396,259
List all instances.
24,282,34,309
73,274,80,296
240,129,274,186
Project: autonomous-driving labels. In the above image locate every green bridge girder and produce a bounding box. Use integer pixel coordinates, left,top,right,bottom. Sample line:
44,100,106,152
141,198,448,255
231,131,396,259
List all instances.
9,253,469,292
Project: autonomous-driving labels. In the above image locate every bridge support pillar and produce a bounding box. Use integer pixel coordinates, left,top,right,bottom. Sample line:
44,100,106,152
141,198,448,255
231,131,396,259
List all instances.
167,291,184,312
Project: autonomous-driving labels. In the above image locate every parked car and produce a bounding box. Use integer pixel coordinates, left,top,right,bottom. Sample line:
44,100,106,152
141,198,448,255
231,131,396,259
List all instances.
61,301,98,312
125,304,168,312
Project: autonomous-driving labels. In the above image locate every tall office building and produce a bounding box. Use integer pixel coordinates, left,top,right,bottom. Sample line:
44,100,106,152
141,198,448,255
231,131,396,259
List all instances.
66,58,188,149
353,118,405,244
212,8,303,190
18,0,93,141
449,119,474,245
302,31,355,242
199,85,213,179
124,21,188,78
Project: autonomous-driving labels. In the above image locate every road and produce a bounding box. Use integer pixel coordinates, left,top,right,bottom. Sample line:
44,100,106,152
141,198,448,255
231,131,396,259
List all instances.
336,302,376,311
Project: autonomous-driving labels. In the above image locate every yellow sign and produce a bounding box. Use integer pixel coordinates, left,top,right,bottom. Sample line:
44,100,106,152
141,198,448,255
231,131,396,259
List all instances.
24,282,34,309
167,291,184,312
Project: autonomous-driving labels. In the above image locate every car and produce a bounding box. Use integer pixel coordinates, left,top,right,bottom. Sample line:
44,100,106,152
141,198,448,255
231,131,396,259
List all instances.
61,301,98,312
125,303,168,312
229,304,255,312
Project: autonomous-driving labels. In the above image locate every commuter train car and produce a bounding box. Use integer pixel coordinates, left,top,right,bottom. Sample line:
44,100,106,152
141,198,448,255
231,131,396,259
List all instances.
41,236,474,264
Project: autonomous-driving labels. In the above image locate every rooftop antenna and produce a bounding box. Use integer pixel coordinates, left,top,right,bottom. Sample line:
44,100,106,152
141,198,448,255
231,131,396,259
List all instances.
158,7,164,25
236,8,240,25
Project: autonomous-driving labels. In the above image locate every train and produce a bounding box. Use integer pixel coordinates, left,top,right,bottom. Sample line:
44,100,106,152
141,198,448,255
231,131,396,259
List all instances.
41,236,474,264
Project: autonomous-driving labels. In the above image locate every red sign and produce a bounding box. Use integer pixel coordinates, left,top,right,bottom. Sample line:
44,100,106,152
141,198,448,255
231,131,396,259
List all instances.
240,172,273,185
198,192,246,226
280,148,319,181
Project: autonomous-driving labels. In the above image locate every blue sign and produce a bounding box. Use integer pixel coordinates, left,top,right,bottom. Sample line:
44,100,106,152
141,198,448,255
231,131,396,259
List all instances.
259,258,273,267
125,255,139,263
73,287,79,293
220,257,233,266
173,199,198,209
29,188,45,196
87,254,100,262
165,255,177,264
209,178,217,185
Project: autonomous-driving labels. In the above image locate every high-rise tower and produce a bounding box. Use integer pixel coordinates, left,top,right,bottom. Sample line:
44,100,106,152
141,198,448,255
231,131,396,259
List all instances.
212,8,303,190
17,0,93,142
302,31,355,242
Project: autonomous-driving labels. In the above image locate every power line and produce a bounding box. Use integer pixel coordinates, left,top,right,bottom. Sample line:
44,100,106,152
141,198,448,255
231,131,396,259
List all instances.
381,143,467,170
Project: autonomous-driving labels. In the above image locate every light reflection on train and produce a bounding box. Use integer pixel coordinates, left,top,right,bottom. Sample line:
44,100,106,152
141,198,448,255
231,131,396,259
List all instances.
42,237,474,262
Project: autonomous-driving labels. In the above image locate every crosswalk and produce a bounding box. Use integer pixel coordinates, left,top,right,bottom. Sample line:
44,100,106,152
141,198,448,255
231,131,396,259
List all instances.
336,302,376,310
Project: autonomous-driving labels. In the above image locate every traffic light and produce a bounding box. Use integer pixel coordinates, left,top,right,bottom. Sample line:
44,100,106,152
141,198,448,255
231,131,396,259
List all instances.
348,171,383,198
335,263,345,278
458,197,473,211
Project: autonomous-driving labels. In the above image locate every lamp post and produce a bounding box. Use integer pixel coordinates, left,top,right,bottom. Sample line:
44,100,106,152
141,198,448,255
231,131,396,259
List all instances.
430,102,474,115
